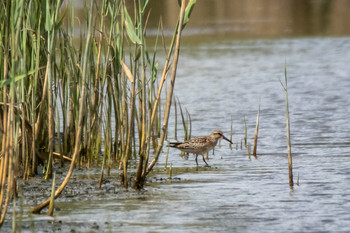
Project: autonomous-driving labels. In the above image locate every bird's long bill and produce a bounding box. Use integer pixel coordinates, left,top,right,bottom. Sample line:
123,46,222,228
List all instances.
222,135,233,144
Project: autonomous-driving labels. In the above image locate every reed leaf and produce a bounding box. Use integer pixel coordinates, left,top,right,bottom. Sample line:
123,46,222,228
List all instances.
0,69,36,88
121,60,134,83
183,0,196,28
123,6,142,44
177,98,188,141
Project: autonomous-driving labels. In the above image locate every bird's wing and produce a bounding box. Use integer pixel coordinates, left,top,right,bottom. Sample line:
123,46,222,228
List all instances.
175,136,210,149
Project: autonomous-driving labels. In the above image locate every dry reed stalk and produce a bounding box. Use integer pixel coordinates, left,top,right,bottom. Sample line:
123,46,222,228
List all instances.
97,151,105,189
0,0,19,223
0,55,16,227
0,138,13,226
46,55,54,179
12,194,16,232
140,4,148,184
244,117,247,148
0,0,9,221
0,106,10,226
281,63,293,188
252,102,260,158
47,173,56,216
142,0,187,180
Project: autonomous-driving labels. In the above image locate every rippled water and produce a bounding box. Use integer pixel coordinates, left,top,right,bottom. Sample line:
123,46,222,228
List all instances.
7,37,349,233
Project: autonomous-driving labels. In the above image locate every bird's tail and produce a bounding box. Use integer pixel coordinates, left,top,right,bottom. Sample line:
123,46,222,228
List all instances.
168,142,183,148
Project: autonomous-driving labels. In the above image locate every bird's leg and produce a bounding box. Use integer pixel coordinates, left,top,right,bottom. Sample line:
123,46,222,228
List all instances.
201,154,210,167
195,154,199,166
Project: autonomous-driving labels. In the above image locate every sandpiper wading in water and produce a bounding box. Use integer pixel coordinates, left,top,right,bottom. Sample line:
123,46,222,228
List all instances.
169,130,233,166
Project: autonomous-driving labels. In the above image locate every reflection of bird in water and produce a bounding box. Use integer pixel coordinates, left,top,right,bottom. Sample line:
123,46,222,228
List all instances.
169,130,233,166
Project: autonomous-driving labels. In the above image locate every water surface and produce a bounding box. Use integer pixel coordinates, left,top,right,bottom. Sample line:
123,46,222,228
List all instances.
7,36,350,233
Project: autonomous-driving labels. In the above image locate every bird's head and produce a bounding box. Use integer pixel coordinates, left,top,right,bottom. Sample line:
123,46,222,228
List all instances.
211,130,233,144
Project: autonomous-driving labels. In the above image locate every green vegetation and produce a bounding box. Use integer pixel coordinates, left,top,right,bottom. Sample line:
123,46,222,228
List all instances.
0,0,196,222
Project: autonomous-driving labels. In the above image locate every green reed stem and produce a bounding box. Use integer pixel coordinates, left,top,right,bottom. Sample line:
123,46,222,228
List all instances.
177,98,188,141
164,146,170,170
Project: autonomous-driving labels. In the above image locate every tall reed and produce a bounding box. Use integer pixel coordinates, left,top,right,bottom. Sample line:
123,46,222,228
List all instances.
252,102,260,158
244,117,247,148
281,63,293,188
229,117,233,150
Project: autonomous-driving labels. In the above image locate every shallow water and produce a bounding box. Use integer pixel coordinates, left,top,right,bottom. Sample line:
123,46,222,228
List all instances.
5,36,350,233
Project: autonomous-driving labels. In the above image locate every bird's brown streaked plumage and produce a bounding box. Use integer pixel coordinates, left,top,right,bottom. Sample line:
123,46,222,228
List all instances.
169,130,233,166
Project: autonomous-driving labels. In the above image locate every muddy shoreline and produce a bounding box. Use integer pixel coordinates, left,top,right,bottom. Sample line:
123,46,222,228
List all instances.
5,163,181,233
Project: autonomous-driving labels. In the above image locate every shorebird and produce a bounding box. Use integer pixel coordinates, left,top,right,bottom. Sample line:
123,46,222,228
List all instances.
169,130,233,166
